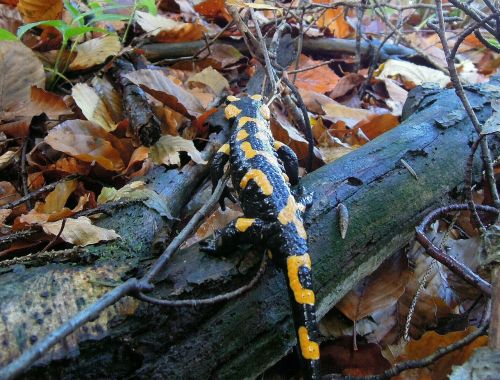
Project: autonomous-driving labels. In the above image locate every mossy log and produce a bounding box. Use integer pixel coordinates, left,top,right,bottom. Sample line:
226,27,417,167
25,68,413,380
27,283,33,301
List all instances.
0,79,499,379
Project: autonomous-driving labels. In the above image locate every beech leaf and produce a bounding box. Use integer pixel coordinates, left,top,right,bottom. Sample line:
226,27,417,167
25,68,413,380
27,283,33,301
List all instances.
187,67,229,95
45,120,125,171
42,216,120,246
72,83,117,132
149,135,207,166
69,35,121,71
125,69,204,118
0,41,45,120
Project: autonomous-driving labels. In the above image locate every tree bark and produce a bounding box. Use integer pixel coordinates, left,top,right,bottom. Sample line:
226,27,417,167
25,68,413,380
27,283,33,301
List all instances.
0,79,499,379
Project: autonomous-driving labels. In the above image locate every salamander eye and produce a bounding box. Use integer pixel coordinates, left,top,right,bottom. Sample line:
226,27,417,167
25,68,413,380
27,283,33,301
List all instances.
251,94,263,101
259,104,270,120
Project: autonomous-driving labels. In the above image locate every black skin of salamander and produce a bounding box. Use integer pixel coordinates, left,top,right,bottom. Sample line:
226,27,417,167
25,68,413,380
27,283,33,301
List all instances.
201,96,321,380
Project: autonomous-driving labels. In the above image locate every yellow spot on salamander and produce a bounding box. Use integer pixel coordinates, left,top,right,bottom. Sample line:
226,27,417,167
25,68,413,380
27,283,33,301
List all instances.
298,326,320,360
227,95,240,102
259,104,270,120
237,116,266,130
217,143,230,155
236,129,249,141
240,169,273,195
240,141,279,164
251,94,263,101
282,173,290,182
267,249,273,259
274,141,285,150
287,254,315,305
278,196,308,239
225,104,242,119
235,218,255,232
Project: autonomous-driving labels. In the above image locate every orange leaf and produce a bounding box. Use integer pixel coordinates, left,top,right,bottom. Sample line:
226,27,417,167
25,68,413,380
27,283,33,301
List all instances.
313,2,353,38
135,11,205,43
394,328,488,380
17,0,63,23
353,114,399,141
291,55,339,93
194,0,231,22
44,120,127,171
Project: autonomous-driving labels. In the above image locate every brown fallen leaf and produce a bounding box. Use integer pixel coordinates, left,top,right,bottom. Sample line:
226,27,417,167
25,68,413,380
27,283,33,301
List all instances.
0,40,45,120
314,2,353,38
2,86,71,120
375,59,450,89
0,149,18,170
149,134,207,166
353,113,400,142
44,120,128,171
125,69,205,119
0,4,23,34
42,216,120,246
392,328,487,380
17,0,63,23
291,55,340,93
194,0,231,22
69,35,121,71
187,66,229,96
72,83,117,132
337,253,411,323
134,11,205,43
90,76,123,123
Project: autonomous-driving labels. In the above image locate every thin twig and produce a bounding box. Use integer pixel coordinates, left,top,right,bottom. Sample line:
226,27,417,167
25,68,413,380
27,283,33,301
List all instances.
0,174,80,210
322,323,489,380
135,253,267,306
429,0,500,209
415,204,498,296
20,139,31,209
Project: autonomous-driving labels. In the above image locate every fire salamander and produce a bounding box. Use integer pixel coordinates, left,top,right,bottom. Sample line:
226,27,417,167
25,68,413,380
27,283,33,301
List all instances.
202,95,320,379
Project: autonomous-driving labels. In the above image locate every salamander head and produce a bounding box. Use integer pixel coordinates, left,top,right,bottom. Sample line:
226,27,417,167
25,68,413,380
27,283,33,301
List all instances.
224,94,270,121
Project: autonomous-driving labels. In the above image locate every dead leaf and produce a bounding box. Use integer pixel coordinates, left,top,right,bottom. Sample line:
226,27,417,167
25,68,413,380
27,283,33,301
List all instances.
45,120,127,171
393,328,487,380
185,204,243,247
149,134,206,166
0,181,20,207
291,55,339,93
0,149,18,170
97,180,173,218
17,0,63,23
0,40,45,120
90,76,123,123
69,35,121,71
353,114,399,141
194,0,231,22
337,253,411,322
383,79,408,116
72,83,117,132
135,11,205,43
0,4,23,34
321,336,391,376
314,3,353,38
125,69,204,118
329,73,365,99
187,66,229,96
375,59,450,89
0,119,30,138
42,216,120,246
1,86,71,120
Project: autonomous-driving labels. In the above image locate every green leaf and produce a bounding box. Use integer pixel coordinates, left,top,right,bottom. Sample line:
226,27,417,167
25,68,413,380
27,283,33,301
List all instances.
137,0,157,15
17,20,66,39
486,38,500,49
62,26,107,40
64,0,84,26
0,28,17,41
72,4,131,25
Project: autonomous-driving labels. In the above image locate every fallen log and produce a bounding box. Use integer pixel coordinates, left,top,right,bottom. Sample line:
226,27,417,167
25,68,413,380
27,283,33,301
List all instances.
140,37,416,63
0,79,499,379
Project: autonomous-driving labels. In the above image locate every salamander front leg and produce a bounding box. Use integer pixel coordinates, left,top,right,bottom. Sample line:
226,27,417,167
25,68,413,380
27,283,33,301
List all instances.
200,217,269,256
274,141,299,185
211,143,237,210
